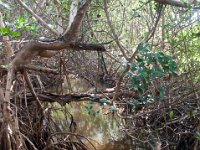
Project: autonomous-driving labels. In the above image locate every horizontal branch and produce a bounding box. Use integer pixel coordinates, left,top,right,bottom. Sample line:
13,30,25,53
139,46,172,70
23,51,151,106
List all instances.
11,40,106,71
70,42,106,51
25,65,59,74
19,40,106,52
19,91,133,104
21,92,111,104
156,0,199,9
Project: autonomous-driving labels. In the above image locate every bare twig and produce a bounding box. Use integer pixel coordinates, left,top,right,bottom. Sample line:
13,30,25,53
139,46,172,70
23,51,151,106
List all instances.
145,4,164,42
21,133,37,150
23,69,43,111
45,132,97,150
103,0,129,61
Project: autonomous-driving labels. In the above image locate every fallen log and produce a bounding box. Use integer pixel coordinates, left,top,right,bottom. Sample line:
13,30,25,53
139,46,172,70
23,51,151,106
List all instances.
17,91,134,104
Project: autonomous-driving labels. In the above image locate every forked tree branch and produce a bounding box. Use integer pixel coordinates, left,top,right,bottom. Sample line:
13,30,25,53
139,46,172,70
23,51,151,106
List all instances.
63,0,92,41
4,0,93,111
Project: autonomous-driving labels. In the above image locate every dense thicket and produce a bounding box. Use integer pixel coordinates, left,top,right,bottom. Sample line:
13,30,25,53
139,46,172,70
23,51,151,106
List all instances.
0,0,199,149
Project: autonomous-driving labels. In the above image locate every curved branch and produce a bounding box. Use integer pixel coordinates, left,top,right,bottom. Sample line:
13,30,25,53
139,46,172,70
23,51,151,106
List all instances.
144,5,164,42
156,0,199,9
12,41,105,70
23,69,43,110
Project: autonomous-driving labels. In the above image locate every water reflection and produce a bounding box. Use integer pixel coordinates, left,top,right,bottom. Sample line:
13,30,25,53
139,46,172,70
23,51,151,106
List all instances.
67,102,132,150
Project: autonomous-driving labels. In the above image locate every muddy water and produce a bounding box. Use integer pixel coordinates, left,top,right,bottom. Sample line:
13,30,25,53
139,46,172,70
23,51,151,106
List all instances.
67,102,133,150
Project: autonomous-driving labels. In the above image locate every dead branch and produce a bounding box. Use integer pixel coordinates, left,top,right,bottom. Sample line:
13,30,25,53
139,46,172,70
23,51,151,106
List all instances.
23,69,43,110
19,91,133,104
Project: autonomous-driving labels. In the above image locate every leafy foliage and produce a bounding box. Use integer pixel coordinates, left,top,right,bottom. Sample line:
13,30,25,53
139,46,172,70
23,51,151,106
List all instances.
85,104,100,116
0,16,39,38
0,27,20,37
167,23,200,77
128,43,177,106
196,132,200,141
0,0,199,149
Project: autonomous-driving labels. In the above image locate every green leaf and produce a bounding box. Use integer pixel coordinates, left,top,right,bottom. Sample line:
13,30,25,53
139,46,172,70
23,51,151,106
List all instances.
11,31,21,38
127,71,133,77
109,106,117,113
96,110,100,114
137,42,149,53
158,85,165,100
84,106,89,110
132,11,141,18
169,111,174,120
0,27,11,35
131,76,140,85
138,86,145,92
100,98,111,105
131,63,138,71
136,57,144,63
0,64,9,69
132,100,140,109
152,70,163,78
196,132,200,141
19,17,25,23
140,95,148,103
97,0,103,4
127,84,134,89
